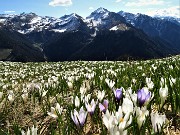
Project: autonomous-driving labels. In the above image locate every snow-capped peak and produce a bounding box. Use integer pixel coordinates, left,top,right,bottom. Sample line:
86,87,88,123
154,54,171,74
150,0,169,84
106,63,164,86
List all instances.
93,7,109,14
87,7,109,19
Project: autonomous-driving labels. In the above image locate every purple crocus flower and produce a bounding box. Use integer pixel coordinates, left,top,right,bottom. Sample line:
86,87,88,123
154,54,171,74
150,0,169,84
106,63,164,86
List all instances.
99,99,109,113
71,107,87,127
137,87,151,107
114,88,123,102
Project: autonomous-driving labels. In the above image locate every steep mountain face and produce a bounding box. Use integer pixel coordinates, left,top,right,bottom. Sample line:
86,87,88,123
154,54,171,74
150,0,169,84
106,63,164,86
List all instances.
118,11,180,51
86,7,126,30
0,28,45,62
44,31,92,61
44,26,176,61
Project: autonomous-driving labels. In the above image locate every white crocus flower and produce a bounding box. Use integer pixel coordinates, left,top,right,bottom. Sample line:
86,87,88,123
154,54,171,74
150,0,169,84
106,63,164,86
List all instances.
75,96,80,107
80,86,87,97
169,77,176,86
55,103,63,115
151,112,166,133
47,103,63,119
8,90,15,103
27,128,30,135
67,81,73,89
83,94,91,103
160,77,166,87
42,90,48,97
115,106,132,135
146,77,154,89
159,86,168,107
124,88,137,105
97,90,105,101
102,110,116,131
122,98,134,114
21,130,25,135
31,125,38,135
21,125,37,135
136,106,149,128
105,78,115,89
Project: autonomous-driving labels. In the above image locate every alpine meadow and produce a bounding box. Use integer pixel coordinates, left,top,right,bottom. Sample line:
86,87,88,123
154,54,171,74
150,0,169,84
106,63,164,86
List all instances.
0,0,180,134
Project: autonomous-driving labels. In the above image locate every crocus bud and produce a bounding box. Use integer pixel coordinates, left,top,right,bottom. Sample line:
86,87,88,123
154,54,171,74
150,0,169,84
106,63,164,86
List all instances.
159,86,168,107
99,99,108,113
137,87,152,107
114,88,123,102
75,96,80,108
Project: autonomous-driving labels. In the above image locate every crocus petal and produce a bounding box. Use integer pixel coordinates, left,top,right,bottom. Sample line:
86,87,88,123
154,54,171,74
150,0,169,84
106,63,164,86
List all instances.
103,100,109,109
114,88,122,101
99,103,106,112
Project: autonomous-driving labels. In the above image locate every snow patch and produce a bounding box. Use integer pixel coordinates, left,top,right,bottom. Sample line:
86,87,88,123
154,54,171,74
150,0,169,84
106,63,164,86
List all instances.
0,19,6,23
29,16,42,24
110,26,118,31
51,29,66,33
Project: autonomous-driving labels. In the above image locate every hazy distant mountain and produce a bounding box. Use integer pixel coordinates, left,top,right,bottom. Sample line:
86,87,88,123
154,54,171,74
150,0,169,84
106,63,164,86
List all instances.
118,11,180,51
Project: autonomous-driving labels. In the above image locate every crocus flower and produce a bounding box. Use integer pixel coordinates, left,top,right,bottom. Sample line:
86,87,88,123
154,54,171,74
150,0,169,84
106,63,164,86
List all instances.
146,77,154,89
47,103,63,119
122,98,134,114
105,78,115,89
71,107,87,127
159,86,168,107
8,90,15,103
31,125,38,135
124,88,137,105
85,99,97,115
151,112,166,133
97,90,105,101
136,106,149,128
114,88,123,102
102,110,116,132
169,77,176,86
67,81,73,89
21,125,37,135
137,87,152,107
75,96,80,107
115,106,132,135
99,99,108,113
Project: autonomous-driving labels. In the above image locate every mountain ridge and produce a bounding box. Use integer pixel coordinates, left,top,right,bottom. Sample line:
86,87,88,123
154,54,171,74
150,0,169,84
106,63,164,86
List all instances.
0,7,179,62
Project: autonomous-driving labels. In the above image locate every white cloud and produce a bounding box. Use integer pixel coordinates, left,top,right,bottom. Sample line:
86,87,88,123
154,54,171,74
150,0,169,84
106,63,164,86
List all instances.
116,0,123,2
49,0,72,7
89,7,94,10
146,6,180,18
125,0,165,7
4,11,15,13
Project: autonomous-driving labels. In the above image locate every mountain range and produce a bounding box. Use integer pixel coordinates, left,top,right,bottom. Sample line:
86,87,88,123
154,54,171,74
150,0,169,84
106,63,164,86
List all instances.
0,7,179,62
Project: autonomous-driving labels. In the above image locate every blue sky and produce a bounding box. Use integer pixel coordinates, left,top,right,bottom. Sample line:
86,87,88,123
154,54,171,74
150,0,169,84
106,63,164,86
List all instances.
0,0,179,18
